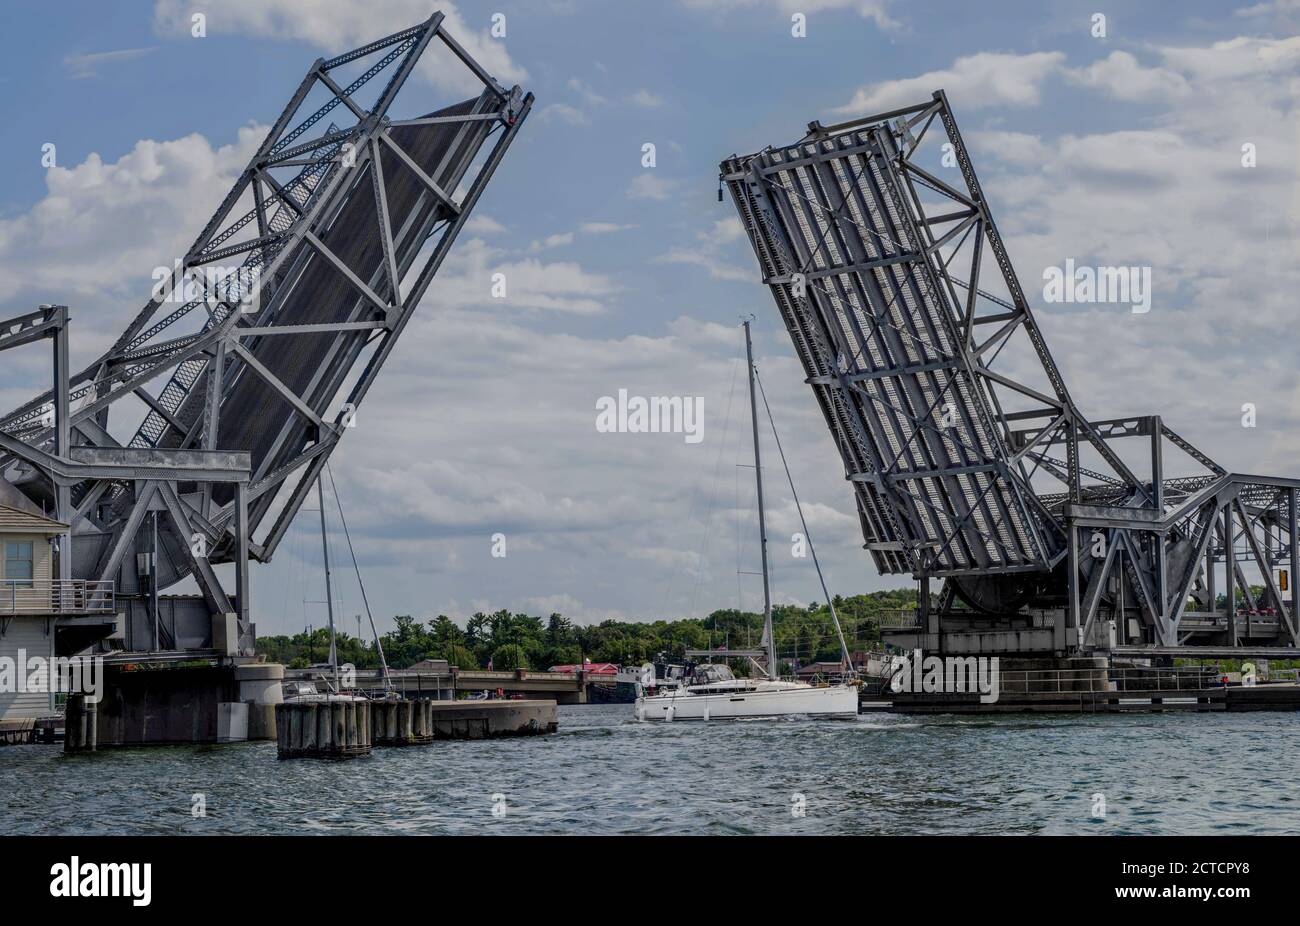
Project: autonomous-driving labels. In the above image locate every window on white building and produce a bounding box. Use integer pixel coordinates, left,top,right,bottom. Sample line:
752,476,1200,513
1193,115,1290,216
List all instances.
5,541,34,587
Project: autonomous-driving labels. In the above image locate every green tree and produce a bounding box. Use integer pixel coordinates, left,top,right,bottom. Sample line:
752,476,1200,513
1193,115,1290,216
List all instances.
429,614,465,646
440,643,478,669
491,643,529,671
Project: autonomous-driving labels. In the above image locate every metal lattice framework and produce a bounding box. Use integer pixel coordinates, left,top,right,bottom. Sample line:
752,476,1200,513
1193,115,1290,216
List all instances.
722,91,1300,654
0,13,531,655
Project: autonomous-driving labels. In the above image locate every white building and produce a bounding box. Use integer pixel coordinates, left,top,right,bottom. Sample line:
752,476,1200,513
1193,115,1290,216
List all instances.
0,504,115,724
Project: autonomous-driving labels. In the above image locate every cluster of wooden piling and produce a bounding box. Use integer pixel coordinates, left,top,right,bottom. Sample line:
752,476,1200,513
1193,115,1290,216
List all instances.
370,698,435,746
275,698,372,759
275,696,559,759
275,697,439,758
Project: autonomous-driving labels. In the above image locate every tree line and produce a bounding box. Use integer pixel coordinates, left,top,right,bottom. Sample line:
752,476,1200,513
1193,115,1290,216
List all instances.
255,589,918,673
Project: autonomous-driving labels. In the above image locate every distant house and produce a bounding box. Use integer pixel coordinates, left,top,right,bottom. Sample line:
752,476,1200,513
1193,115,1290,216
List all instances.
549,662,618,676
0,503,117,723
0,505,67,722
410,658,450,673
794,660,847,681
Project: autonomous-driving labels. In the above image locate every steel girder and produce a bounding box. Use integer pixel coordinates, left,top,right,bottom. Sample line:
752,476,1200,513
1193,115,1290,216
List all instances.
721,92,1133,580
723,92,1300,652
0,14,531,653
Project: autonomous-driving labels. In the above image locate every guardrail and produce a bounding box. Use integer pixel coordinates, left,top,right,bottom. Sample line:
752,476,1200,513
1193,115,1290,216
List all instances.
878,609,920,629
0,579,115,614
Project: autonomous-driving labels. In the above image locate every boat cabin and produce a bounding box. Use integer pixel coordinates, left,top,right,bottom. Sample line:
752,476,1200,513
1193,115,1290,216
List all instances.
686,662,752,693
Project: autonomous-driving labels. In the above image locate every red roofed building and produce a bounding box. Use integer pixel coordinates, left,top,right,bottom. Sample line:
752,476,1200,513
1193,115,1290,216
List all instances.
549,662,618,676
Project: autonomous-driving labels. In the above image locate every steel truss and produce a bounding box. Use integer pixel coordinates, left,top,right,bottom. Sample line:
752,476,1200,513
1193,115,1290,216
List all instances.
0,14,531,655
722,91,1300,654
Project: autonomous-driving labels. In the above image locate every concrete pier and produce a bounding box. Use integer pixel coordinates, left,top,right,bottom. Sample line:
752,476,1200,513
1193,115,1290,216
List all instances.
236,663,284,741
425,700,558,739
64,659,283,751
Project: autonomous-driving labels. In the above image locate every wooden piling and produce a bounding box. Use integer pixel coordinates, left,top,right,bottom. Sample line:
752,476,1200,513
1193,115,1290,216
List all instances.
64,694,98,753
275,698,371,759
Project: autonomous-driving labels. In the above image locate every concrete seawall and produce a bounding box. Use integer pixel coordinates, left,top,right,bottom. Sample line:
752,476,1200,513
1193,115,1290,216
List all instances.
423,700,558,739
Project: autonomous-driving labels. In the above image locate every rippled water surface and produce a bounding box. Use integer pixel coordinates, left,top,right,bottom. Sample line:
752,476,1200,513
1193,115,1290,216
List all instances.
2,705,1296,834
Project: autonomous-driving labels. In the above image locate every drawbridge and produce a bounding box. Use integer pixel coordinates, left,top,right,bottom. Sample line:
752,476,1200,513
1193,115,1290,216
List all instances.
0,13,530,657
721,91,1300,657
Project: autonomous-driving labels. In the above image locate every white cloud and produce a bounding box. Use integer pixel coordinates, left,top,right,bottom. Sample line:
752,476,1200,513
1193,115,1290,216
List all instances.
309,299,875,627
538,77,610,127
63,47,156,79
0,127,264,367
567,77,607,107
681,0,898,30
1157,35,1300,82
152,0,527,96
832,51,1066,115
432,238,619,315
949,35,1300,482
465,214,507,235
628,89,665,107
1066,51,1190,103
538,103,589,126
709,217,745,244
579,222,636,234
529,232,575,251
654,249,751,282
627,173,677,200
967,131,1052,167
652,218,751,282
1235,0,1300,15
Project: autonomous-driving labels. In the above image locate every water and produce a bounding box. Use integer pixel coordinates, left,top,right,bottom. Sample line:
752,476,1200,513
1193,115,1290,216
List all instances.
2,705,1296,835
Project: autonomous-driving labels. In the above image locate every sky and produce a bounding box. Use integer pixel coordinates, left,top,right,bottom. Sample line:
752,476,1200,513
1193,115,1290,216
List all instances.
1,0,1299,637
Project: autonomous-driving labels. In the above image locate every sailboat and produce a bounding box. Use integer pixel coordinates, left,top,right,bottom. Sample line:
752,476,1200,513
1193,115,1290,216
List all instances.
284,467,395,704
635,320,859,721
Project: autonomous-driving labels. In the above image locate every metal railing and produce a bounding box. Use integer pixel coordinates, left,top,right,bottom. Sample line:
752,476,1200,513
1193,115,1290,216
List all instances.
875,609,1056,629
994,665,1220,695
0,579,115,614
878,609,920,629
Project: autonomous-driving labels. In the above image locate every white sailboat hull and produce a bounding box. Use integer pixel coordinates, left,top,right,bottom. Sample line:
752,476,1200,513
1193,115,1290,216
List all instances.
636,683,858,720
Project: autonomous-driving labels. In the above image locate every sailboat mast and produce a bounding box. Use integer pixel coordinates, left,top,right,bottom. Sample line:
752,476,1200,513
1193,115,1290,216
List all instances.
744,319,777,681
317,475,340,693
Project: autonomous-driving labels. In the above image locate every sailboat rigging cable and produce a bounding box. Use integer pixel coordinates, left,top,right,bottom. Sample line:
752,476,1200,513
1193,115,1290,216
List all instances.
325,461,394,692
752,364,854,675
